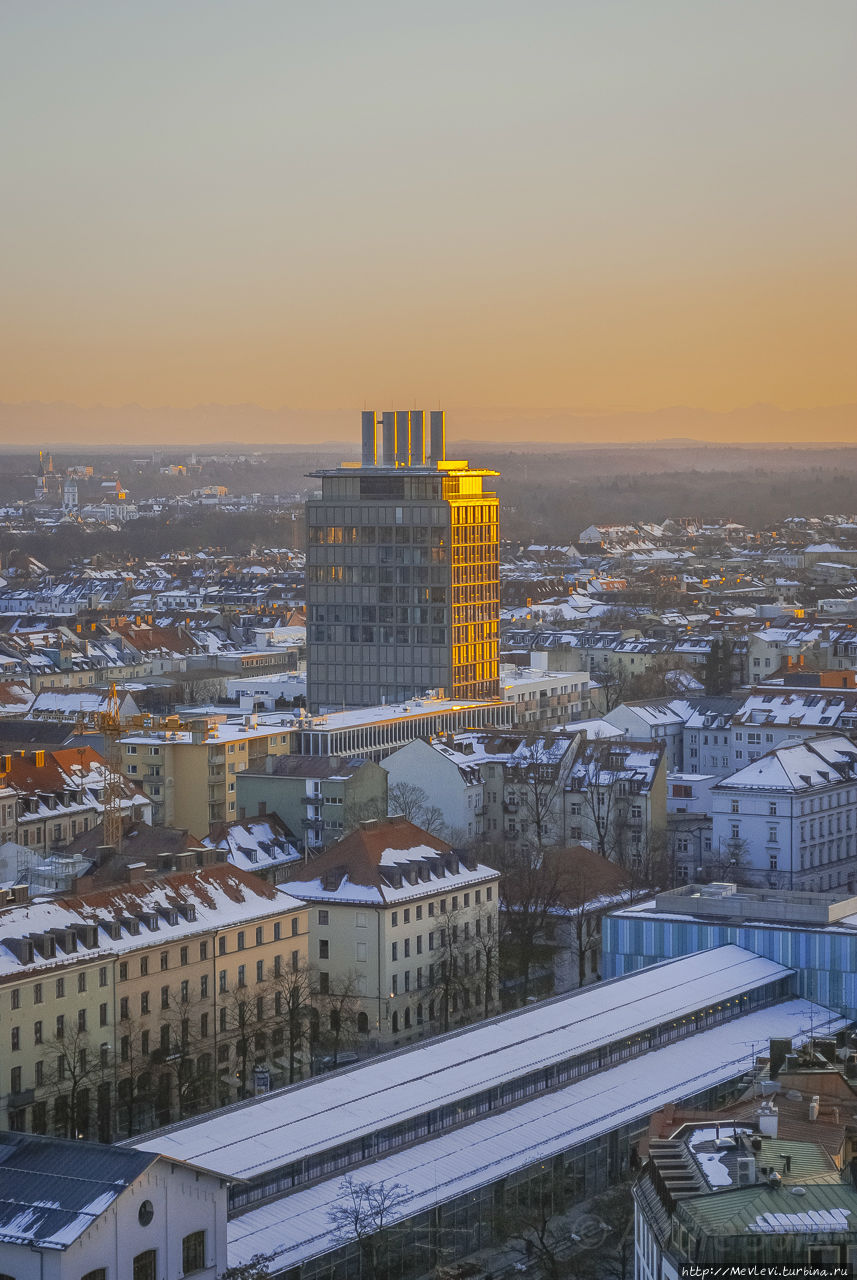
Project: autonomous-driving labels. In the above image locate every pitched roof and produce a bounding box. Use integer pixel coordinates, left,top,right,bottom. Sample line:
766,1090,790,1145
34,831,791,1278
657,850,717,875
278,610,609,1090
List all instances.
0,1130,155,1249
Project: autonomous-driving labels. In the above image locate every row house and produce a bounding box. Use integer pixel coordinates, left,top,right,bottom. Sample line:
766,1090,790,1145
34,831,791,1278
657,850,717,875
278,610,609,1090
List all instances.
0,864,308,1139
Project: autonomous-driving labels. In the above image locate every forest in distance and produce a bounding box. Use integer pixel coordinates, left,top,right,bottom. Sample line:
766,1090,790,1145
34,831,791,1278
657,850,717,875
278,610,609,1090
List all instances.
2,442,857,568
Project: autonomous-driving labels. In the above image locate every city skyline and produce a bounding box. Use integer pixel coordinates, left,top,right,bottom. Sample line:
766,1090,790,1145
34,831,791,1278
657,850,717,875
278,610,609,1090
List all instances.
1,0,855,436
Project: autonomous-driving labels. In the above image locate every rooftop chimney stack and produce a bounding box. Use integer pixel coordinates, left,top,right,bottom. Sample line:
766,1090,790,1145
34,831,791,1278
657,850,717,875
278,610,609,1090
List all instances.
395,411,411,467
361,411,377,466
430,410,445,464
410,410,425,465
381,411,396,467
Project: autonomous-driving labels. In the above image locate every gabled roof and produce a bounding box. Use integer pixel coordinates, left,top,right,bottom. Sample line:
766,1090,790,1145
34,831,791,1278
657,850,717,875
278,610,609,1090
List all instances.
0,1130,156,1249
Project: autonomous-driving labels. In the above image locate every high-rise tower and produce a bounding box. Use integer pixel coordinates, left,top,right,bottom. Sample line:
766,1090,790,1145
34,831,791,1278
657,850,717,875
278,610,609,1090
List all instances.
306,410,500,713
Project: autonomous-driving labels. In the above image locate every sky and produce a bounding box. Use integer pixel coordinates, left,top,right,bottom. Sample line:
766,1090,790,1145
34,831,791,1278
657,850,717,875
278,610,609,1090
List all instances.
0,1,855,436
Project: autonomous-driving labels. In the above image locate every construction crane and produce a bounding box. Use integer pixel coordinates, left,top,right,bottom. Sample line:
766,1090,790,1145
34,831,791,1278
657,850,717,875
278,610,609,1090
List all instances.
97,682,124,853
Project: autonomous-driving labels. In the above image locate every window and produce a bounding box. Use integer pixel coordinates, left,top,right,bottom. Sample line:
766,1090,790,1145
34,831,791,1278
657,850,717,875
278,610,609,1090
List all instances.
237,965,246,988
161,985,170,1010
319,972,329,995
140,957,148,977
120,996,129,1020
237,931,245,951
100,1003,108,1027
56,1014,64,1039
82,1269,108,1280
391,942,398,961
769,801,778,816
317,910,329,926
34,1019,42,1044
77,971,86,994
403,909,410,924
78,1009,87,1033
391,911,398,927
180,946,189,966
133,1250,157,1280
10,988,20,1010
99,965,107,987
731,823,740,840
200,1012,209,1038
731,799,739,814
256,926,264,946
11,1026,20,1051
291,917,300,936
182,1229,206,1274
218,937,227,955
160,950,169,970
200,974,209,998
140,991,150,1016
291,950,300,973
119,961,128,982
486,887,493,901
200,941,208,961
56,977,65,998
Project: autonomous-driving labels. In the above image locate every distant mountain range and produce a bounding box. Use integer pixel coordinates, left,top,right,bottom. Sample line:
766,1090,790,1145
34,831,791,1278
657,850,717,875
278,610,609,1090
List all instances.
0,400,854,450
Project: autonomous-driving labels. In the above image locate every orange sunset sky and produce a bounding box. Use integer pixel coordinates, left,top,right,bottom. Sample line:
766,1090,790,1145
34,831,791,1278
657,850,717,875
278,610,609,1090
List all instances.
0,1,855,442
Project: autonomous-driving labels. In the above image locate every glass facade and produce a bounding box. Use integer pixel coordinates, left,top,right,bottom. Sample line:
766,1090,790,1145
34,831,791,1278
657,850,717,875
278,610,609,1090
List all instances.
603,911,857,1019
306,463,499,712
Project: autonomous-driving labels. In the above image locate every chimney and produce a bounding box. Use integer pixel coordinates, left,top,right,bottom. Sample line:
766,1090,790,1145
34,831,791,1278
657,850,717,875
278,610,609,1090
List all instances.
769,1037,792,1079
757,1102,779,1138
381,411,396,467
125,861,147,883
395,411,410,466
410,410,425,465
430,410,445,464
361,411,377,466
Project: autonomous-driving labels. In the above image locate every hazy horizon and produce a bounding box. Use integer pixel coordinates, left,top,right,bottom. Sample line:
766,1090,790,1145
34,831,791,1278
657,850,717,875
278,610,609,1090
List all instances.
0,399,854,451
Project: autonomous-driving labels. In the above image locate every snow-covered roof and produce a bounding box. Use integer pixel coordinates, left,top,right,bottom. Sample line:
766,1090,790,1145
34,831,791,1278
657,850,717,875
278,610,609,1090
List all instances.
714,734,857,793
132,947,791,1182
222,995,842,1271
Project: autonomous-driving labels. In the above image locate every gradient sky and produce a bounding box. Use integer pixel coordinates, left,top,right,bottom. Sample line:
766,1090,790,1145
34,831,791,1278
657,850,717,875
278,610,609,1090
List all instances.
1,0,855,419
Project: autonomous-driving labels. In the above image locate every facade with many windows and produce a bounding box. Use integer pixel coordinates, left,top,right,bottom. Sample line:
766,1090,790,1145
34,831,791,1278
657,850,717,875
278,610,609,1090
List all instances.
0,865,307,1138
306,410,500,711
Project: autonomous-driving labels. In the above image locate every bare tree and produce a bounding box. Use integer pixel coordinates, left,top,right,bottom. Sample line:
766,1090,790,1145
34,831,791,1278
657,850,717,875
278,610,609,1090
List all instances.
495,842,567,1003
597,659,631,713
507,736,568,852
151,989,212,1121
504,1203,573,1280
387,782,447,836
45,1021,100,1140
218,1253,274,1280
315,972,362,1067
327,1176,411,1280
115,1016,154,1138
269,958,314,1083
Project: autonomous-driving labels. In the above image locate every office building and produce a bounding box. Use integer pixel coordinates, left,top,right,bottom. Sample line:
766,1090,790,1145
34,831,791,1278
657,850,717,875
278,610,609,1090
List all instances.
306,410,500,711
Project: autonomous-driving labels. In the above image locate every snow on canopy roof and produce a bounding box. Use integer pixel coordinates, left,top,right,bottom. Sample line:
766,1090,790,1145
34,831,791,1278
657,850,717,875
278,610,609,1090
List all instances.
131,946,792,1182
223,996,843,1271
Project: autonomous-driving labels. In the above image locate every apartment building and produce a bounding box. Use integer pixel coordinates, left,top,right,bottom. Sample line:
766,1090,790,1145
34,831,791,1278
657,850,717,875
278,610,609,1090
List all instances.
564,739,668,873
236,753,388,850
283,817,501,1048
710,734,857,890
120,717,294,830
0,746,152,851
0,864,308,1138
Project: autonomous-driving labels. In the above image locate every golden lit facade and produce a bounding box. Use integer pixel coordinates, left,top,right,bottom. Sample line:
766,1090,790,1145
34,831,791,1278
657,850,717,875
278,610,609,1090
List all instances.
307,411,499,712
